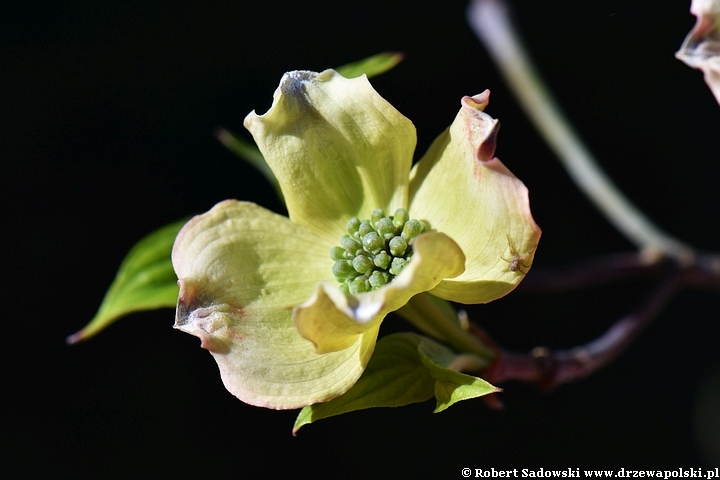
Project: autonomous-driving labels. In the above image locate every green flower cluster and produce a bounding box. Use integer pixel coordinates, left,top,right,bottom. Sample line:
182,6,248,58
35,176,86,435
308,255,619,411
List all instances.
331,208,428,293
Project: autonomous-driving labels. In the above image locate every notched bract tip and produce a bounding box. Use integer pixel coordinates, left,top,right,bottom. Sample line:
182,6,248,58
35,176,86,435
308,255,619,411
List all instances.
280,70,319,99
463,90,491,110
461,91,499,162
174,279,234,354
174,279,201,328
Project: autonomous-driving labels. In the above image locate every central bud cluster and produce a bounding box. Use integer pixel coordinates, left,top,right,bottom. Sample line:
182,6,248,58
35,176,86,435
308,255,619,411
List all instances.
331,208,428,294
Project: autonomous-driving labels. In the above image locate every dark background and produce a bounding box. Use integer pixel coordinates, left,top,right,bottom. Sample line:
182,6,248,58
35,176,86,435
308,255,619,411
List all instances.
3,0,719,477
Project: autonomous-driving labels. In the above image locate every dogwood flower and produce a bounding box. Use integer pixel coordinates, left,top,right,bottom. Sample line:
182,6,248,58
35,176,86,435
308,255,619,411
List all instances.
171,69,540,409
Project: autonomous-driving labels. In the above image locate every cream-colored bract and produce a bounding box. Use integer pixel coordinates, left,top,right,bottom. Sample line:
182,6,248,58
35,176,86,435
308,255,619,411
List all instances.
171,69,540,409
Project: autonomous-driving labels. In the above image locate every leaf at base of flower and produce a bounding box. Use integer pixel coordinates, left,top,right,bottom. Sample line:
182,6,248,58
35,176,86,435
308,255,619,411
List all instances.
66,219,186,344
293,332,498,433
214,127,284,203
335,52,404,79
416,339,499,413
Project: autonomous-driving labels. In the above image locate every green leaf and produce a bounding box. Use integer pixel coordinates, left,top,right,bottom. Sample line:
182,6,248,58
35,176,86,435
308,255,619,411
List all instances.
67,219,185,344
335,51,404,79
417,338,499,413
293,332,498,433
214,127,285,203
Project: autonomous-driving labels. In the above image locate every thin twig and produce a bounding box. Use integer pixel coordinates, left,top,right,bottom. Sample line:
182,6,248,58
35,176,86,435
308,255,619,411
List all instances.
519,249,720,293
467,0,694,263
680,251,720,291
482,271,683,390
519,251,670,292
478,255,720,393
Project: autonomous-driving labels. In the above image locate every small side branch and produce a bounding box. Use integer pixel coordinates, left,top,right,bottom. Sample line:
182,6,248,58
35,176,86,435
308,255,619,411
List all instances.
482,272,681,389
480,254,720,391
519,251,669,292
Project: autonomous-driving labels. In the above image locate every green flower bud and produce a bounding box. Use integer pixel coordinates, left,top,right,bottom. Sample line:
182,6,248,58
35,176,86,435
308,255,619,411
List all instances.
346,217,361,235
388,236,407,256
332,259,356,281
330,246,347,261
362,231,384,254
369,271,390,289
349,276,370,294
401,219,425,242
358,220,375,237
373,251,391,269
375,217,396,240
341,235,362,253
352,254,374,274
392,208,409,228
371,208,385,226
389,257,407,276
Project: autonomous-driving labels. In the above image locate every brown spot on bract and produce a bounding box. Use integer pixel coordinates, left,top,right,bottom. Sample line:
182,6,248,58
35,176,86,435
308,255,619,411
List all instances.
174,278,247,356
175,279,202,327
476,122,499,162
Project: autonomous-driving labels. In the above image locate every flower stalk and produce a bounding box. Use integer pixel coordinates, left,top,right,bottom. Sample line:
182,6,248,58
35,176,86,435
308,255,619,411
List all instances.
397,293,495,362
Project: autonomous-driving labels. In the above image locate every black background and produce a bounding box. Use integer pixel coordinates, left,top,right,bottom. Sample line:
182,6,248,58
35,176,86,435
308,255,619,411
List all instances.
3,0,720,477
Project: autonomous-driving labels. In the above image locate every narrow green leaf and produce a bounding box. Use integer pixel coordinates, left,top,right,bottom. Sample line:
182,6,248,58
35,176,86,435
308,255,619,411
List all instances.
67,219,186,344
335,51,404,79
293,332,497,433
214,127,285,203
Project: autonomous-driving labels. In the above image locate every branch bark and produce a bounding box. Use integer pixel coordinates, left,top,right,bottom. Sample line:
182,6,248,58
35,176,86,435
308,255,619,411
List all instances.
479,256,720,393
